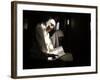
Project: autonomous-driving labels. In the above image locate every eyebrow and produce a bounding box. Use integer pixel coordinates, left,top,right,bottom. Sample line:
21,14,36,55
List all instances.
51,23,55,26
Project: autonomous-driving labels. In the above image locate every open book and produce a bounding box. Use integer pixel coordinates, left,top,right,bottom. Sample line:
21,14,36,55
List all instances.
48,46,66,60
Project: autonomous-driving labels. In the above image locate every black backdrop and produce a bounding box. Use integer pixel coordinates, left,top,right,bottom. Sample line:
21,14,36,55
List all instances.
23,10,91,69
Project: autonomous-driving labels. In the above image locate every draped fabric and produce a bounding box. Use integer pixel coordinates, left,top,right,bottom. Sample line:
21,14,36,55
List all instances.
51,30,64,48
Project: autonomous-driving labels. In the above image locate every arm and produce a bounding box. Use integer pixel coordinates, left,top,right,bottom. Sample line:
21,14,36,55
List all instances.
36,24,54,54
36,24,48,53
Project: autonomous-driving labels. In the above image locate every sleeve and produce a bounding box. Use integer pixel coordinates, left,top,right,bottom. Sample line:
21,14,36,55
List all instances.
36,24,48,53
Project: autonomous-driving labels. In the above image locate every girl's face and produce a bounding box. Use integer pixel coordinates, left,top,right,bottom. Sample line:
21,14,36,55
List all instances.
46,19,56,32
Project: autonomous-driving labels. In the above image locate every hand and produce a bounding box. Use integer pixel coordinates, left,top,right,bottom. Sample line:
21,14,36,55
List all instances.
47,54,59,61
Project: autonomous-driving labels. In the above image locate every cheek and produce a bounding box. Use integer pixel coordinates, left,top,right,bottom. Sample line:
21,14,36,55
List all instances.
48,28,52,32
48,24,51,27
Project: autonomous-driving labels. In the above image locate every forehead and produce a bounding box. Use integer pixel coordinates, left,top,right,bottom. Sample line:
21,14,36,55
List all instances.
48,19,56,26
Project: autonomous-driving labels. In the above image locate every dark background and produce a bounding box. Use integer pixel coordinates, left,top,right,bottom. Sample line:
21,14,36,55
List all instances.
23,10,91,69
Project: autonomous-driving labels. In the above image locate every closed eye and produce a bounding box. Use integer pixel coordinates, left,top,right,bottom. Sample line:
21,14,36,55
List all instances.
50,23,55,27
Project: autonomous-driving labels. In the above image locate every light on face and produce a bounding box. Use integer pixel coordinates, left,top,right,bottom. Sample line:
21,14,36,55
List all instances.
47,19,56,29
